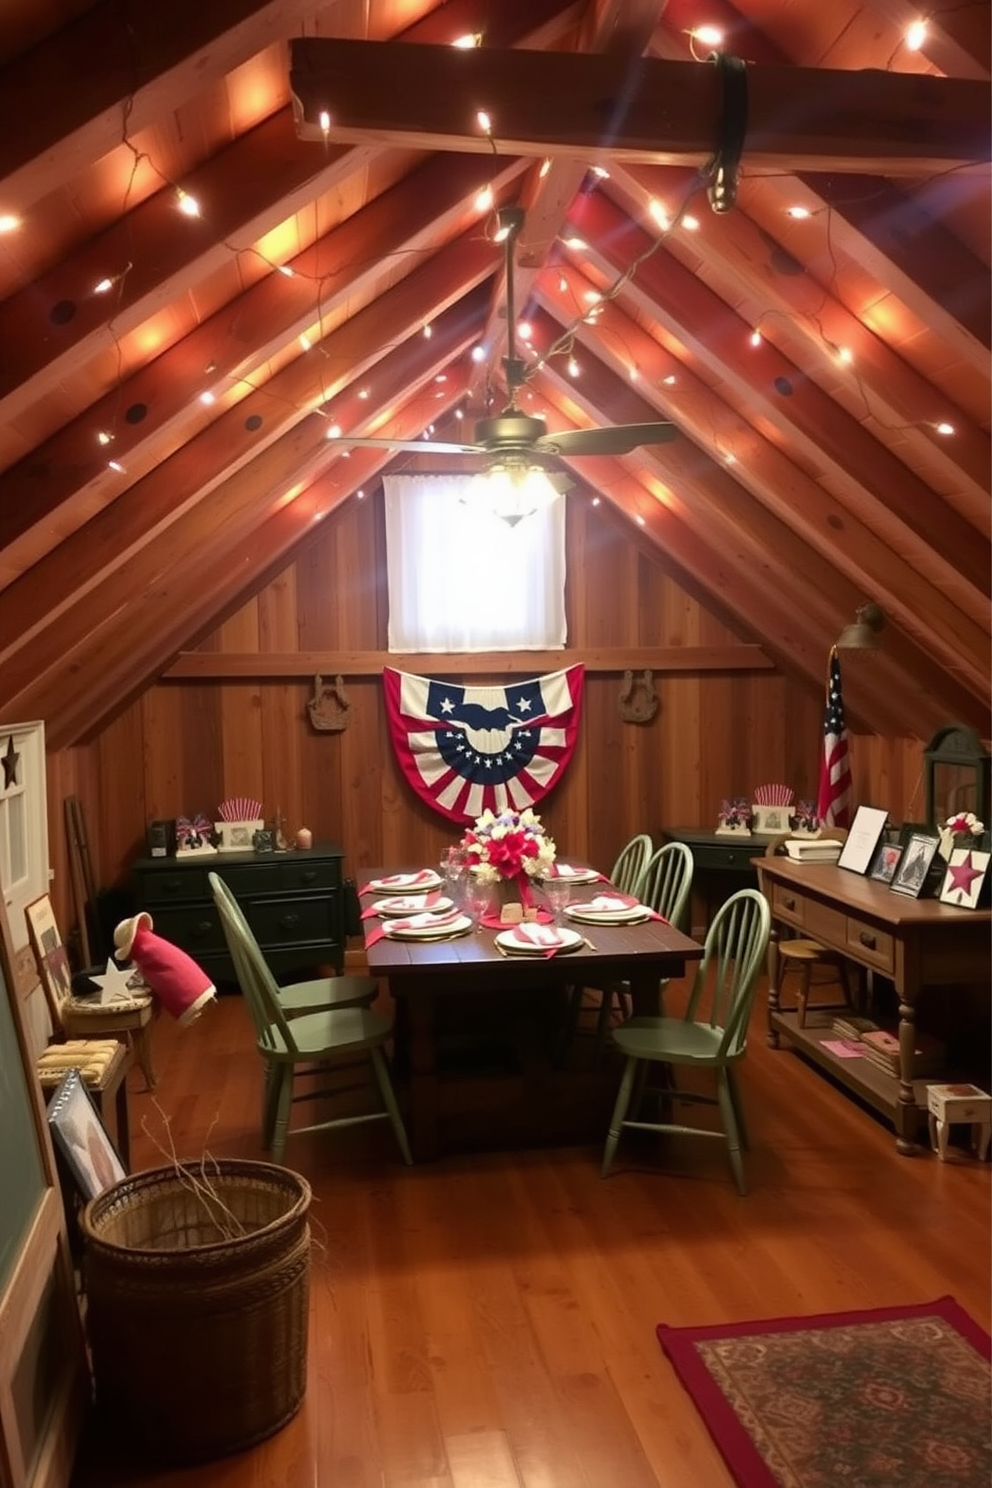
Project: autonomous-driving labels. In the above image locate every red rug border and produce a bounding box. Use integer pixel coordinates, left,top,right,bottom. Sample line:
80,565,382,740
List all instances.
656,1296,990,1488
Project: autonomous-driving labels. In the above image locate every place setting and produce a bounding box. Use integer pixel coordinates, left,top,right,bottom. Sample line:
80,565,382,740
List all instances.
364,905,473,948
565,893,663,926
361,869,444,896
548,862,604,887
493,922,585,958
361,891,454,920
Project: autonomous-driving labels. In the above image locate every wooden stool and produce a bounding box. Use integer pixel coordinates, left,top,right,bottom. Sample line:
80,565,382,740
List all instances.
927,1083,992,1162
38,1038,133,1167
779,938,854,1027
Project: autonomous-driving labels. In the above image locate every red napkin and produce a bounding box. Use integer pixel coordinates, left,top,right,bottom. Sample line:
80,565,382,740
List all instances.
364,908,463,949
359,869,437,896
509,923,568,958
553,863,607,881
361,890,442,920
577,893,667,921
480,908,553,929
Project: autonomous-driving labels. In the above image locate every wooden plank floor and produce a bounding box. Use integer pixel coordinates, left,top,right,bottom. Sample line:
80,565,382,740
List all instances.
72,976,991,1488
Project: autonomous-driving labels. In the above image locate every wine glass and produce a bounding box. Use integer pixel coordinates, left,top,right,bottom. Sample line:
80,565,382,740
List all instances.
440,845,468,906
464,871,492,925
543,877,571,927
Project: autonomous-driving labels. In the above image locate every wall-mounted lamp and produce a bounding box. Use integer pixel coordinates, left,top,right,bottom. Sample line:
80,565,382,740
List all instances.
835,601,886,655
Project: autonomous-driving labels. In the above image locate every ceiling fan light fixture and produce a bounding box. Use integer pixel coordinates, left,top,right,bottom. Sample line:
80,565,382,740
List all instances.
483,460,561,527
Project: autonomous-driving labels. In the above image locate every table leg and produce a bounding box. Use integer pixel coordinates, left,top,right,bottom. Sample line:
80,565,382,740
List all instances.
405,984,438,1162
766,924,781,1047
895,995,922,1155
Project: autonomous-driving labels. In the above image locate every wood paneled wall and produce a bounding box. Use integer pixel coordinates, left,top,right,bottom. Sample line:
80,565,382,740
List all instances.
44,494,925,934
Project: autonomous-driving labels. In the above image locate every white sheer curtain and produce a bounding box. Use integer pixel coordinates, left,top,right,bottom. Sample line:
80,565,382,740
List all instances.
384,473,567,652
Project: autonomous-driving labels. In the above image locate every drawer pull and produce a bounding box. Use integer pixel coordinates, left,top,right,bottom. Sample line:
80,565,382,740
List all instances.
726,853,736,864
279,913,301,931
193,920,213,938
783,895,796,911
859,930,877,950
300,870,317,885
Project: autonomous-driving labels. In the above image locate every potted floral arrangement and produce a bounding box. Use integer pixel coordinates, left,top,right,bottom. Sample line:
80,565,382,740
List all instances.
791,800,820,836
460,807,556,908
715,798,752,836
938,811,985,863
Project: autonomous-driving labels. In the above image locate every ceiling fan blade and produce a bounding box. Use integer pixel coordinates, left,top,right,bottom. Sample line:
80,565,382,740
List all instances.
536,423,679,457
323,436,484,455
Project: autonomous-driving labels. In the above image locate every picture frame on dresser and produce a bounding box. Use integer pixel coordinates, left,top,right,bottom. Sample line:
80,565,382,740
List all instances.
868,840,903,885
24,892,73,1009
836,805,889,875
890,832,940,897
938,848,991,910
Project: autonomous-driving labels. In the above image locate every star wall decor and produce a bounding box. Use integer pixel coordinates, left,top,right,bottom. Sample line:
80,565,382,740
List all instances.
2,735,19,789
939,848,990,910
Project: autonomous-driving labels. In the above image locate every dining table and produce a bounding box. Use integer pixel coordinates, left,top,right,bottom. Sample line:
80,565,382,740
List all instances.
361,866,705,1160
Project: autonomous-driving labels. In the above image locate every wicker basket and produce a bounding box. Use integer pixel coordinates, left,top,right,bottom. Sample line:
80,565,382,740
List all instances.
80,1159,312,1465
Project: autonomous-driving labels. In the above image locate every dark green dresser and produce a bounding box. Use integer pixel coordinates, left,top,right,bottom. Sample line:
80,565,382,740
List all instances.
131,845,345,983
660,828,776,936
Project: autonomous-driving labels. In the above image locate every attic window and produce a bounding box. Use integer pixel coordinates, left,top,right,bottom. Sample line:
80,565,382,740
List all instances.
382,474,566,653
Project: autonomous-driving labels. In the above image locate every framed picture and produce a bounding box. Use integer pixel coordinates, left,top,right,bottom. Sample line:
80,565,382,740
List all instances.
214,818,265,852
938,847,991,910
890,832,940,897
252,829,275,854
837,805,889,875
752,805,790,835
868,840,903,885
24,893,74,1018
46,1067,126,1201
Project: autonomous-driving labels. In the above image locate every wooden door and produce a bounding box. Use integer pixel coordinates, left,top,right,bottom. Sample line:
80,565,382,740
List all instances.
0,889,88,1488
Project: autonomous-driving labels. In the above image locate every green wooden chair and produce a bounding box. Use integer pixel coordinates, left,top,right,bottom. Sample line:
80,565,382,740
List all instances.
601,887,770,1194
567,840,695,1064
209,871,378,1017
209,873,412,1165
609,833,654,896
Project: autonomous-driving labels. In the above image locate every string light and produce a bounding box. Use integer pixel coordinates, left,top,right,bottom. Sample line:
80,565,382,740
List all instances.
107,459,125,472
648,200,671,231
935,421,955,436
474,185,494,212
591,166,610,180
476,110,492,134
199,391,215,405
278,264,295,277
176,189,201,218
471,345,486,362
692,25,724,47
93,277,114,294
562,236,587,250
97,430,113,445
681,215,700,232
786,205,811,220
750,330,762,347
451,33,481,48
325,424,342,439
661,374,677,386
567,357,580,377
838,346,854,365
299,333,312,351
539,159,551,178
0,213,20,233
318,110,331,133
905,19,927,50
422,323,433,339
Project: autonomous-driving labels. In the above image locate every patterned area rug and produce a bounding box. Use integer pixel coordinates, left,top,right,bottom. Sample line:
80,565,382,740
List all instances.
657,1297,990,1488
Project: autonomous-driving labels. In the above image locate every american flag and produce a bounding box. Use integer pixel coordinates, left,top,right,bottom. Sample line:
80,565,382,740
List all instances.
816,650,851,828
383,665,584,825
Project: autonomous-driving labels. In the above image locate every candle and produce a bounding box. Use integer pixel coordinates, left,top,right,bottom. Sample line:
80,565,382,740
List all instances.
295,827,313,850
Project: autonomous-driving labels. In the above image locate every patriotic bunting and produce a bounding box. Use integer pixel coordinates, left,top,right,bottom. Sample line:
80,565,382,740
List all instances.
383,665,584,825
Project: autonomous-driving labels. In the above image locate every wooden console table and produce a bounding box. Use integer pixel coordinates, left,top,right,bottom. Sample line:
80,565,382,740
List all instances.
755,857,992,1154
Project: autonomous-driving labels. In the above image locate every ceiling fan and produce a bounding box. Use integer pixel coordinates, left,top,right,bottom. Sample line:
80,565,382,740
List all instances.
323,205,679,491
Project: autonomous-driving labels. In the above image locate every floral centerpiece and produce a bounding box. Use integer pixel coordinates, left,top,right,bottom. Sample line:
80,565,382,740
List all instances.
460,807,556,887
792,800,820,834
939,811,985,861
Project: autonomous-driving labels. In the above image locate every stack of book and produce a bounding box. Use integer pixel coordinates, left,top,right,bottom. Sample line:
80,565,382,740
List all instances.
783,838,843,862
832,1014,880,1042
859,1028,946,1079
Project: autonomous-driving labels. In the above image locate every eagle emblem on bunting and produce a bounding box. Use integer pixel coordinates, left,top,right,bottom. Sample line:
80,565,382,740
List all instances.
383,665,585,825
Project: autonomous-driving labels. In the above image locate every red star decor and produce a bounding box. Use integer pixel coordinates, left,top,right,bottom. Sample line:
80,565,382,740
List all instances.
946,851,984,900
2,736,19,789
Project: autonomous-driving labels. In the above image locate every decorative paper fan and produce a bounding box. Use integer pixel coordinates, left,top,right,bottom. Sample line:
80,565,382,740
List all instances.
753,783,794,806
218,797,263,822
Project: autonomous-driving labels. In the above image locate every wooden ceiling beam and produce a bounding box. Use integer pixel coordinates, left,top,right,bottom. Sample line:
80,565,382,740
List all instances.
0,152,524,583
562,189,992,576
0,274,488,690
290,39,990,174
0,0,320,214
529,285,989,641
604,168,990,518
0,0,574,433
644,15,991,371
528,319,989,703
0,333,476,737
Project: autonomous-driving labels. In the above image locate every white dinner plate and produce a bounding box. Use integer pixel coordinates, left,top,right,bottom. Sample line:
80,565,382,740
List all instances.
494,925,583,955
367,870,443,894
372,894,453,918
551,864,601,886
382,913,473,941
566,901,650,925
